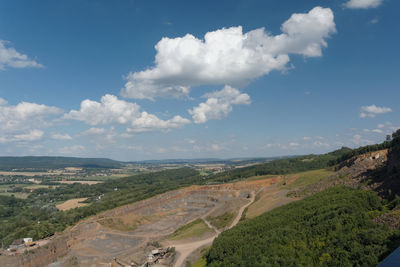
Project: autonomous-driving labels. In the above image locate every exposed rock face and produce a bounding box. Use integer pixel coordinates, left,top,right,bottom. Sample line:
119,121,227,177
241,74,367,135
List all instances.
290,150,390,197
1,237,69,267
386,139,400,196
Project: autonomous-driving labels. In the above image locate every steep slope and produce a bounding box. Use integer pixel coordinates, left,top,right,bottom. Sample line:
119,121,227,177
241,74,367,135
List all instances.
207,187,400,266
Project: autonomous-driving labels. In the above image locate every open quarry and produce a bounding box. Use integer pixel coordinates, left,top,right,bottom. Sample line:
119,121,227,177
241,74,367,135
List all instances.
1,149,391,267
40,176,285,267
0,174,300,267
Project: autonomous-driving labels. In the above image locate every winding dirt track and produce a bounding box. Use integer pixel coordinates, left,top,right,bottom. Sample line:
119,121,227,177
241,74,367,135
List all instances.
171,192,256,267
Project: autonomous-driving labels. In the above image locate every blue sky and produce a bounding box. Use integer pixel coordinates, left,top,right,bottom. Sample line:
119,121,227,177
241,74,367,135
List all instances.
0,0,398,161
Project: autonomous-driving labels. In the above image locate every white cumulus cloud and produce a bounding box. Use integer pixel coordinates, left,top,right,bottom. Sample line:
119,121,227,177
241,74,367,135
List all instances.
344,0,383,9
189,86,250,124
360,105,392,118
0,41,43,70
122,6,336,100
0,98,62,132
65,94,190,132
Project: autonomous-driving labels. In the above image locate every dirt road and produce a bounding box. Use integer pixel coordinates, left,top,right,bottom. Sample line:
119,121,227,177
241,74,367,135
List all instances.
171,192,256,267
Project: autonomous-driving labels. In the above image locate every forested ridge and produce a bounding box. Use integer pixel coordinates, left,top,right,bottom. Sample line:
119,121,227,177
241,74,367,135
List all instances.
207,187,400,266
0,156,122,170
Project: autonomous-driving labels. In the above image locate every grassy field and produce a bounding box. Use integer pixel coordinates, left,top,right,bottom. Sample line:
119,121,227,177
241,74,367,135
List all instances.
56,198,89,211
0,192,30,199
0,184,55,190
187,246,210,267
244,169,333,219
169,219,214,240
206,212,235,230
279,169,333,189
68,173,136,181
188,257,206,267
245,174,278,181
24,184,54,189
97,217,138,232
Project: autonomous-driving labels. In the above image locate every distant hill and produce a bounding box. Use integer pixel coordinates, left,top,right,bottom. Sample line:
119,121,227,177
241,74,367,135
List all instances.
128,156,285,165
0,156,122,170
208,147,354,183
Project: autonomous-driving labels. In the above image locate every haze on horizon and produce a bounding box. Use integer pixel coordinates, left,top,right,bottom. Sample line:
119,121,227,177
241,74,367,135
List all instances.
0,0,398,161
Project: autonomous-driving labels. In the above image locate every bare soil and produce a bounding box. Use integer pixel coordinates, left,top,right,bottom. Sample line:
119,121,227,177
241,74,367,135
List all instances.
56,198,88,211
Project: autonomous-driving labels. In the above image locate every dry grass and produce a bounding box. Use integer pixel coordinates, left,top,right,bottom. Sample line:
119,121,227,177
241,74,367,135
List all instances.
97,217,139,232
56,198,88,211
168,219,214,241
245,169,333,219
245,186,294,219
206,212,235,230
57,180,103,185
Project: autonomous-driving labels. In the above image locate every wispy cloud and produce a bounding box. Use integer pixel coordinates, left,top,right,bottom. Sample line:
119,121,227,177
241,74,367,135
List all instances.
344,0,383,9
0,40,43,70
360,105,392,118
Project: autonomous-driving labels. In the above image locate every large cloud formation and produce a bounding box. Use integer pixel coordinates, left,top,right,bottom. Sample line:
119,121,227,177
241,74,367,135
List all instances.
122,6,336,100
0,41,42,70
189,86,250,124
65,94,190,132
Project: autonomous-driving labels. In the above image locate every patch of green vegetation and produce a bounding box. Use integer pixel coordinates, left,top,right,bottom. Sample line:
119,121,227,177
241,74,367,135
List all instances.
69,175,129,181
187,246,210,267
207,212,235,230
199,171,208,176
0,192,30,199
98,218,137,232
169,219,214,240
281,169,334,189
188,257,206,267
207,187,400,266
240,207,248,221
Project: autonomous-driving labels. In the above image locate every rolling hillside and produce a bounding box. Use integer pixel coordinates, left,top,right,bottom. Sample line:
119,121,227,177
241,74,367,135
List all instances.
0,156,122,170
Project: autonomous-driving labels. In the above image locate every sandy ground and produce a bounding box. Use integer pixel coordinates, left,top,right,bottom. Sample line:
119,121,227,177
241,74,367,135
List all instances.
56,198,88,211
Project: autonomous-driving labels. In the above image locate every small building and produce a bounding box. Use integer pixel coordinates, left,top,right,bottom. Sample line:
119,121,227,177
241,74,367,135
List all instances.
23,238,35,246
